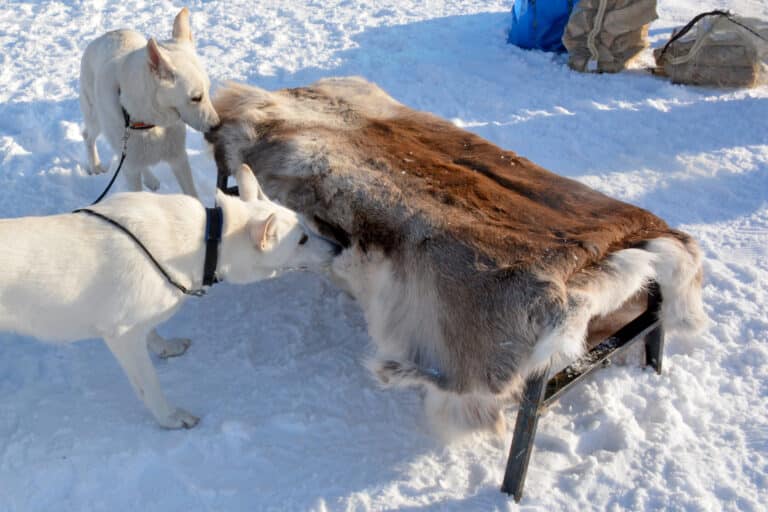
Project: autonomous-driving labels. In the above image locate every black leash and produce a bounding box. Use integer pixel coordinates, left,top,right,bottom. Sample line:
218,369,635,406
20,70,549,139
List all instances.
72,206,223,297
81,101,223,296
89,106,155,206
657,10,768,62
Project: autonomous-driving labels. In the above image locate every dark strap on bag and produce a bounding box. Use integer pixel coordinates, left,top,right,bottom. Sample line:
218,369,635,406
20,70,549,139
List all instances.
657,10,768,62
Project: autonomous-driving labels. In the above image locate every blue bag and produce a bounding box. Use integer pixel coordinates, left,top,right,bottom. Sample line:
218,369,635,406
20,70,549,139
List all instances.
507,0,577,52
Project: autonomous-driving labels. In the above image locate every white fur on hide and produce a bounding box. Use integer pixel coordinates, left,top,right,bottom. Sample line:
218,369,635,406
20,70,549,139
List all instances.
523,236,707,378
206,77,709,440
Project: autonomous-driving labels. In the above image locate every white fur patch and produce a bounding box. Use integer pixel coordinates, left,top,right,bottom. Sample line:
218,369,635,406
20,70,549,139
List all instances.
644,237,708,333
523,237,707,376
524,248,658,376
424,389,505,441
335,248,445,372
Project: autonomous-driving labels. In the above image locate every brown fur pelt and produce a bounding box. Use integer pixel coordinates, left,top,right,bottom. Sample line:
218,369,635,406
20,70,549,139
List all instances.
206,77,706,438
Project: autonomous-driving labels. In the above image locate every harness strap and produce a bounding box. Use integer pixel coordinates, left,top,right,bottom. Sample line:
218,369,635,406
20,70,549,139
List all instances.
203,207,223,286
72,207,223,297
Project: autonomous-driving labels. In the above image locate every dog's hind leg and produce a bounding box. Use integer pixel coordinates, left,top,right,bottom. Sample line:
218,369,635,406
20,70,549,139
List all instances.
168,154,198,197
104,327,199,429
147,329,191,359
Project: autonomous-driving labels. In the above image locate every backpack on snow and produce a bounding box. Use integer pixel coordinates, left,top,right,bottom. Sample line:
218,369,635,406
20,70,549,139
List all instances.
654,11,768,88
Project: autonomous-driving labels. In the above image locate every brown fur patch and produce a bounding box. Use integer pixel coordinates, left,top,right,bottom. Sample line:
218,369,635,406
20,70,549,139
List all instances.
210,83,680,282
345,112,678,279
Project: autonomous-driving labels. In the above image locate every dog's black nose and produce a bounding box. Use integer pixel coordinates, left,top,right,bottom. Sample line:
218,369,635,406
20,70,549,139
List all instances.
204,123,222,141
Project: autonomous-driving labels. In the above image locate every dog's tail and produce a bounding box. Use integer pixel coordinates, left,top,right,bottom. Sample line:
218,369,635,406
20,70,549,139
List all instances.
525,235,707,375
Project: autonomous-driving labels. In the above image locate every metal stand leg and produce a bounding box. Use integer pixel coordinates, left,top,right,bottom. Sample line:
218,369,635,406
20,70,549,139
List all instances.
500,282,666,500
501,371,548,502
644,283,665,374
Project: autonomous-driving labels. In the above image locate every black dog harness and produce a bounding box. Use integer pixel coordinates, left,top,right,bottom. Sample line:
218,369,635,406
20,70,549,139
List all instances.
73,206,223,297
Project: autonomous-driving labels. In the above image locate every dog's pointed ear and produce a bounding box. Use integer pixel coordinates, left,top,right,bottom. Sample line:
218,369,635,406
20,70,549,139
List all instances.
236,164,267,202
249,213,277,252
147,38,175,83
172,7,193,44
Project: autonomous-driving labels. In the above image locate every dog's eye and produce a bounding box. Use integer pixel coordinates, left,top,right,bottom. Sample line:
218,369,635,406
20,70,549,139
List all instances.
190,94,203,103
298,233,309,245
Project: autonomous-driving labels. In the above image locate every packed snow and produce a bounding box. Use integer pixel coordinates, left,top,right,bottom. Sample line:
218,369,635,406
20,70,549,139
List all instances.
1,0,767,510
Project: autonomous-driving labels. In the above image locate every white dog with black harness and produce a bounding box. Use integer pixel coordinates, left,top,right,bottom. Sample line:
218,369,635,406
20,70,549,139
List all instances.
0,165,339,428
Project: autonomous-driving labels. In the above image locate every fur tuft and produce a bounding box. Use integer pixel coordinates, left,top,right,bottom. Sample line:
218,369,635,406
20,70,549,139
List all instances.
644,237,708,334
367,357,505,440
424,390,506,441
523,237,707,376
368,358,447,389
524,248,658,375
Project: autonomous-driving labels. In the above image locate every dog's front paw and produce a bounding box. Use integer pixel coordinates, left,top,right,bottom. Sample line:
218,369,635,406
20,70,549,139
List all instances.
156,337,191,359
160,408,200,429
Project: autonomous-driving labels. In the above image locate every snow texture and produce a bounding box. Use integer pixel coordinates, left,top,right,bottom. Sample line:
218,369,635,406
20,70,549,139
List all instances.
1,1,767,510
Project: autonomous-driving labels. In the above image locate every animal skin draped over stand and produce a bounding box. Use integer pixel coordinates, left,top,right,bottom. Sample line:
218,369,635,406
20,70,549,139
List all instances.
206,77,705,436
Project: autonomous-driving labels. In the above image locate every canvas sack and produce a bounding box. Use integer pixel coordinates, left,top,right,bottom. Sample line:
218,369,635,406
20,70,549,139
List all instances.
654,11,768,88
563,0,658,72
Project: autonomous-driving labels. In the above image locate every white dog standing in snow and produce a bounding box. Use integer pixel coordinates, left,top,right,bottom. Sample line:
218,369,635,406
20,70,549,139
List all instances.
0,165,339,428
79,7,219,196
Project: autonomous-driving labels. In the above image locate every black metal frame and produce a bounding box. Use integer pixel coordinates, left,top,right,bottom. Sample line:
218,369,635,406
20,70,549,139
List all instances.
501,283,664,501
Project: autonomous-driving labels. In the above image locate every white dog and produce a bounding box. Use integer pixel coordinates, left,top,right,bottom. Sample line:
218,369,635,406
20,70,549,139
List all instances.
79,7,219,196
0,165,339,428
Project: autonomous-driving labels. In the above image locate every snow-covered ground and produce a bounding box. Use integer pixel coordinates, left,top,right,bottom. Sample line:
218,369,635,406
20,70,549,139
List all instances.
1,0,767,510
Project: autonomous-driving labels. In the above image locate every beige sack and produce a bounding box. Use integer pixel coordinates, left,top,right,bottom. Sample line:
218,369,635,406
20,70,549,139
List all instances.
563,0,657,73
654,12,768,88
